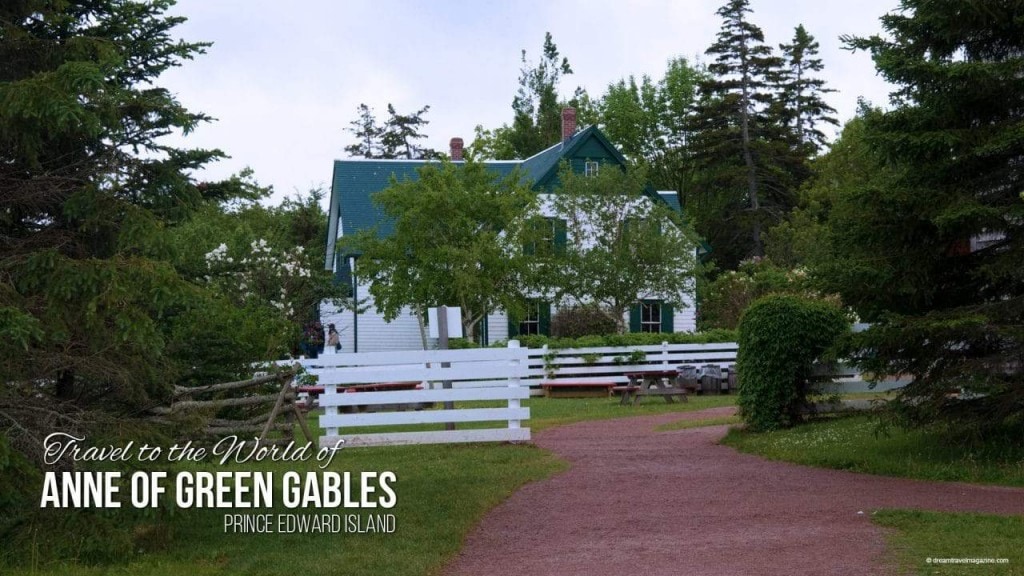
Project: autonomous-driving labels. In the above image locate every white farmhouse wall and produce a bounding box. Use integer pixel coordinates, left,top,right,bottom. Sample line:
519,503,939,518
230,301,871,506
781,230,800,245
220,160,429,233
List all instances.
323,192,698,352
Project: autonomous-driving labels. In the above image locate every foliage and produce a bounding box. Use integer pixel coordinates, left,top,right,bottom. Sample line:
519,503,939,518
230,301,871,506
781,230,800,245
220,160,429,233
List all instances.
698,258,828,330
595,57,707,195
683,1,822,269
797,0,1024,434
343,102,437,159
550,304,619,339
0,1,335,554
736,294,849,430
776,25,838,153
469,32,587,160
346,158,538,341
500,328,738,350
540,164,700,333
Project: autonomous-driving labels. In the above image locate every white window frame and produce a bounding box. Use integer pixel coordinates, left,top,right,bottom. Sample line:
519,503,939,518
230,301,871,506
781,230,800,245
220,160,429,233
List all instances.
584,161,599,177
640,301,662,333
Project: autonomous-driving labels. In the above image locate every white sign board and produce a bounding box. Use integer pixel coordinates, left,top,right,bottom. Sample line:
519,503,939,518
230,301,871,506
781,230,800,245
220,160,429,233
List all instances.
427,307,463,338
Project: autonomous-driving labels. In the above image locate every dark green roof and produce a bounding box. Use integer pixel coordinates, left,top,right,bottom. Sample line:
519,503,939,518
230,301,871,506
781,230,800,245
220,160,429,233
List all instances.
325,125,672,267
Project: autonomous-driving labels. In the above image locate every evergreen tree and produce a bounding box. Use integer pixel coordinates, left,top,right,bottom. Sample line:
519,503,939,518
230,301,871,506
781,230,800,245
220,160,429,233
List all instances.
820,0,1024,432
344,103,437,160
471,32,578,160
509,32,573,158
344,103,383,158
777,25,838,153
381,104,438,160
684,0,797,268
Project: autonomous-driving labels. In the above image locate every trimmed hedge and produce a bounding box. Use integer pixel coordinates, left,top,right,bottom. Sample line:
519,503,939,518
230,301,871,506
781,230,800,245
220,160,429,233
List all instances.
736,294,849,431
494,328,738,350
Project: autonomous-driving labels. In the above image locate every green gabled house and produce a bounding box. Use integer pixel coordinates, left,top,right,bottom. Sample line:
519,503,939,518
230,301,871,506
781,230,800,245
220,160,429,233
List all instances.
324,108,697,352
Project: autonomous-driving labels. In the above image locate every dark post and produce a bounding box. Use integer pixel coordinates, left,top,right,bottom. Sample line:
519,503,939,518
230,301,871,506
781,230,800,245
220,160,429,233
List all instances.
437,305,454,430
350,255,358,353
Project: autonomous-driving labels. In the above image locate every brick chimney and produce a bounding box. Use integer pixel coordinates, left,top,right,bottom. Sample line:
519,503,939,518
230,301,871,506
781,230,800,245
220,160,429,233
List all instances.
449,137,464,161
561,107,577,142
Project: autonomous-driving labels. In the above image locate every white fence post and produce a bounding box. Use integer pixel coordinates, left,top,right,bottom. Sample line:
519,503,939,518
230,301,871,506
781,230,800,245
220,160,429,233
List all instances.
662,341,669,367
508,340,521,430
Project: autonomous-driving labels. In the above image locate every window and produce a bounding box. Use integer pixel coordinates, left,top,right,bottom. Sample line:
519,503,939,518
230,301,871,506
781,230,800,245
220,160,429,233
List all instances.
629,300,674,333
584,161,599,177
509,300,551,337
640,302,662,333
524,217,567,256
518,302,542,336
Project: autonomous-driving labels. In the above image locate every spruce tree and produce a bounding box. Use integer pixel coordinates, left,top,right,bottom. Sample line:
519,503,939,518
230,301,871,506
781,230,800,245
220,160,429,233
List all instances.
778,25,838,153
344,103,383,158
685,0,790,267
826,0,1024,432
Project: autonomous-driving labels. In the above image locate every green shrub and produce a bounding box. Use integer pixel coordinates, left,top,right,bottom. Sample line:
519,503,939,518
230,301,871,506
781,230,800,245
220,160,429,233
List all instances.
698,259,807,330
497,328,737,350
550,305,618,338
736,294,849,431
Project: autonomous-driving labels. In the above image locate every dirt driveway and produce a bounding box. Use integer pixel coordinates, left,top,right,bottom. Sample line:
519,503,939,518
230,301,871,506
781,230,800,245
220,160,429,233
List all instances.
443,407,1024,576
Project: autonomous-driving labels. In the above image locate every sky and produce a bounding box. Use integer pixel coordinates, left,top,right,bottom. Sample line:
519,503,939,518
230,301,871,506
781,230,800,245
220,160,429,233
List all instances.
160,0,900,204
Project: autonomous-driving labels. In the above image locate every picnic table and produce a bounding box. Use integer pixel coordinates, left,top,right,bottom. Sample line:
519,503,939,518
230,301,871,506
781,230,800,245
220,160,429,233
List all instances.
616,370,687,406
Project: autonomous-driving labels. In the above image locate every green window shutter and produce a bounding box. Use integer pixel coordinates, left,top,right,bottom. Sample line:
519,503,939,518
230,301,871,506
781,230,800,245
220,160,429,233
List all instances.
629,304,641,333
661,303,674,333
334,259,353,297
553,219,567,255
507,314,520,337
539,301,552,336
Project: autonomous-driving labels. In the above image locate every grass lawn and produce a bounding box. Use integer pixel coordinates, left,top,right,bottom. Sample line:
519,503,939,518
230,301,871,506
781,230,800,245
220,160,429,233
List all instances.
720,414,1024,486
721,412,1024,575
874,510,1024,575
5,394,735,576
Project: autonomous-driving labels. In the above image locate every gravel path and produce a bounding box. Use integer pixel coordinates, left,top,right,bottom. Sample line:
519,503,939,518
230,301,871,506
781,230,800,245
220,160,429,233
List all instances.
443,407,1024,576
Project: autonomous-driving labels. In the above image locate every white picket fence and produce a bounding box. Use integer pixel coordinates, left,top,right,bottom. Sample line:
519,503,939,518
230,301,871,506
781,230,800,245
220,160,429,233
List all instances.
525,342,739,389
299,342,530,448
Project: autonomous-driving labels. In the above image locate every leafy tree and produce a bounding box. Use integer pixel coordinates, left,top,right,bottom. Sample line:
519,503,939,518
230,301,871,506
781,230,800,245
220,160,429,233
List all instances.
685,0,804,268
471,32,581,160
811,0,1024,433
541,164,699,333
777,25,838,153
596,57,706,195
345,158,538,340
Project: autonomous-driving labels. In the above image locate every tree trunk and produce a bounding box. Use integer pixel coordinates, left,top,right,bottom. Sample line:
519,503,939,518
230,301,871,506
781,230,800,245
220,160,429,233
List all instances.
739,49,764,258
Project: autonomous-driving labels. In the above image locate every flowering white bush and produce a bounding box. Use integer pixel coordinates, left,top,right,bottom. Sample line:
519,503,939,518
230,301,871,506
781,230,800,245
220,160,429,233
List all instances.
203,237,315,322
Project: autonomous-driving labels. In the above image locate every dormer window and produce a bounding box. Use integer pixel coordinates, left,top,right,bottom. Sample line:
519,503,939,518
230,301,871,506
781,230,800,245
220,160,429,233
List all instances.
584,161,599,177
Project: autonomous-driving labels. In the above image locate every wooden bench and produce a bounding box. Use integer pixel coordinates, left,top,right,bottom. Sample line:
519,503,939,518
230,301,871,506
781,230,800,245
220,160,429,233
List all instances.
540,381,617,398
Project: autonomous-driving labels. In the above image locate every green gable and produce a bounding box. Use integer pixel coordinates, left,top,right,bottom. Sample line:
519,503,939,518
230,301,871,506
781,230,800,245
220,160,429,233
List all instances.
325,125,673,271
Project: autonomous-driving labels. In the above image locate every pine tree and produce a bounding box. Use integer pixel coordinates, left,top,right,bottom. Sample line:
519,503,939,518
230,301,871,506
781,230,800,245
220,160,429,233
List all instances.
822,0,1024,432
381,104,438,160
344,103,436,160
684,0,791,267
344,103,384,158
778,25,838,153
470,32,576,160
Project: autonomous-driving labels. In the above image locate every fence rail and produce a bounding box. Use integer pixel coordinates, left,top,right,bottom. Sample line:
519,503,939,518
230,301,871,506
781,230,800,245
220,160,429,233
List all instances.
298,342,530,448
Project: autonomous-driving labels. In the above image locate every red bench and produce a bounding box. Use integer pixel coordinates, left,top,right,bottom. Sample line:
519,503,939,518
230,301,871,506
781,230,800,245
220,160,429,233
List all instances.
540,381,616,398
